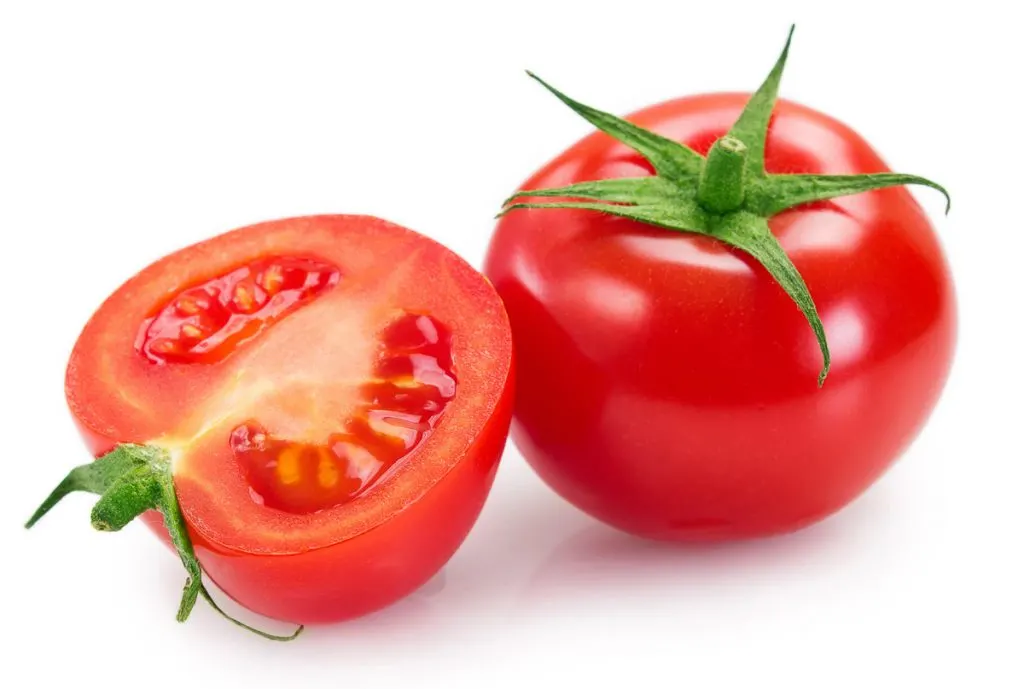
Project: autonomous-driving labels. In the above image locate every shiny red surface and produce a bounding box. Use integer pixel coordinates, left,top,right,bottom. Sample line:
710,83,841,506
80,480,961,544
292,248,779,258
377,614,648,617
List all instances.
484,94,956,540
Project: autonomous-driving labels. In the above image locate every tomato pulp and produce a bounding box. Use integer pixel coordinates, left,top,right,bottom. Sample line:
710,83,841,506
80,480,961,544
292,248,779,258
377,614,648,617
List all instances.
64,215,514,623
485,93,956,540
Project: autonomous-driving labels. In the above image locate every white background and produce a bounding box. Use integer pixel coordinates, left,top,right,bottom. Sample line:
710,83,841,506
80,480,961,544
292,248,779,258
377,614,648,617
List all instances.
2,2,1021,687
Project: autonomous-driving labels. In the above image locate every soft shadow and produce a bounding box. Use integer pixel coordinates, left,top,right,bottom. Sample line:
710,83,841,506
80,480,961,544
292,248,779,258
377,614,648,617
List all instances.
516,482,895,608
429,476,595,607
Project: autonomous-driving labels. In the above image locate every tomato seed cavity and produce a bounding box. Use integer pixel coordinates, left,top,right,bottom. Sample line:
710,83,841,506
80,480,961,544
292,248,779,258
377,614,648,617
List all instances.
137,256,341,364
231,313,456,514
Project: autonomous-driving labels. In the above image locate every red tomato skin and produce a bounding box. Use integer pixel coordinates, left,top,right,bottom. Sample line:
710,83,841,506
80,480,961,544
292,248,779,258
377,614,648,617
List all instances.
484,93,956,541
72,366,514,623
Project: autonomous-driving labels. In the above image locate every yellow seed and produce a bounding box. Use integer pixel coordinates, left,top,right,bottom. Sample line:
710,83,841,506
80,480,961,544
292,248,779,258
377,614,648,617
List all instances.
317,450,339,489
180,324,204,340
261,266,285,294
175,298,201,316
277,446,303,486
149,339,178,354
233,283,255,312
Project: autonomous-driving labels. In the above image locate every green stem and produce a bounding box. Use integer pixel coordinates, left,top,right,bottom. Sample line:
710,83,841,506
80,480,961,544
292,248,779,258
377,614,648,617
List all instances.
499,26,950,388
697,136,748,214
26,445,304,641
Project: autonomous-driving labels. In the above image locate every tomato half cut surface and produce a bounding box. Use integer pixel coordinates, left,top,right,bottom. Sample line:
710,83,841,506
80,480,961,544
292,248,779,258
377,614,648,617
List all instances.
37,215,514,631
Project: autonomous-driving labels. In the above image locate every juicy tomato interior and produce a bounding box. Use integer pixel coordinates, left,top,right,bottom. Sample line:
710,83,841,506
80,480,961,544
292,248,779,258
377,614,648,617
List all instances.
67,215,514,555
138,256,458,516
230,313,456,514
137,256,341,365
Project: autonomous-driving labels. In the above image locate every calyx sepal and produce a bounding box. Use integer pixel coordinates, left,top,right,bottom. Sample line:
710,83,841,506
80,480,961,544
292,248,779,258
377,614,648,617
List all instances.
500,25,950,386
26,444,303,641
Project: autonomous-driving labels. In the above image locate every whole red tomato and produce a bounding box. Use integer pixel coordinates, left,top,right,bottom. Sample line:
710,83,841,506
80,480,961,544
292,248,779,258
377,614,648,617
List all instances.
484,30,955,541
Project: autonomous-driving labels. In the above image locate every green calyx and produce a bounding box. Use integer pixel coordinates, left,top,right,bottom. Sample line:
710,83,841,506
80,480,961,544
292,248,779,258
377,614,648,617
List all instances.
499,25,950,386
26,444,303,642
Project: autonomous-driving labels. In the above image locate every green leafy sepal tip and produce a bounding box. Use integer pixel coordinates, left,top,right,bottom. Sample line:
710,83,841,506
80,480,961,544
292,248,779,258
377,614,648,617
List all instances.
26,444,304,642
500,25,950,386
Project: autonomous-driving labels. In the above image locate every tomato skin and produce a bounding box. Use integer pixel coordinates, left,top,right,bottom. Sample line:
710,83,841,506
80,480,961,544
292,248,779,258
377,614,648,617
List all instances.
484,93,956,541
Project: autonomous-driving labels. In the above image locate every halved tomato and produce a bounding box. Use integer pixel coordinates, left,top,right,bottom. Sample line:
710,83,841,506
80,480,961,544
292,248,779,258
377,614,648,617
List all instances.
32,215,514,634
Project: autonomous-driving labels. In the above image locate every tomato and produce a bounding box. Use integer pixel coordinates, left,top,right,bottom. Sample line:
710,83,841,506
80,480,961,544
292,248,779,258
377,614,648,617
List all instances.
484,38,955,541
37,215,514,629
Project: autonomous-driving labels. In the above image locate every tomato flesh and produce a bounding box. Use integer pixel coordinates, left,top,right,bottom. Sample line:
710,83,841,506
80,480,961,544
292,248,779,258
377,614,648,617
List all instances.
65,215,514,622
137,256,341,364
230,313,456,514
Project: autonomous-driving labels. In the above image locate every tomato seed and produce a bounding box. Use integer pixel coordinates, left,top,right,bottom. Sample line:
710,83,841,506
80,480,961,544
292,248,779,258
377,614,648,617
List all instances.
231,282,267,314
175,297,203,316
149,338,179,355
260,265,285,294
276,446,304,486
180,323,204,340
316,450,340,489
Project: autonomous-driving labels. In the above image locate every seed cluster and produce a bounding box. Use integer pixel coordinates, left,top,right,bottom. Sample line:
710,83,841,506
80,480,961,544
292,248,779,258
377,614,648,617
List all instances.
138,257,341,364
232,313,457,514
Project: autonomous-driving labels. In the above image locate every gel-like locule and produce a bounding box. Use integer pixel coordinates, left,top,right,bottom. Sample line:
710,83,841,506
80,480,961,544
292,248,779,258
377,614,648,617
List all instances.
230,313,457,514
137,256,341,365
